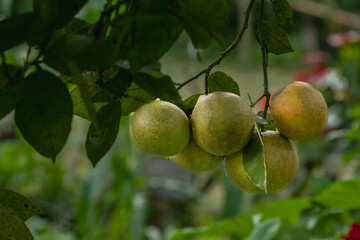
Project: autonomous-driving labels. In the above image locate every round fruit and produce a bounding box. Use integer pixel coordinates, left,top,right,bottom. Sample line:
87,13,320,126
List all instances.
191,92,254,156
226,131,299,194
130,100,190,157
171,138,224,172
270,81,328,142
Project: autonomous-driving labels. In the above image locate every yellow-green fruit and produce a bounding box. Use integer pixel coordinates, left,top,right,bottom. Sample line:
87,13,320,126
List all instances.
130,100,190,157
191,92,254,156
270,81,328,142
171,138,224,172
226,131,299,194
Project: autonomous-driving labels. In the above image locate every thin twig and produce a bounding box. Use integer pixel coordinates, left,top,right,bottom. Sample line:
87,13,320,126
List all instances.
257,0,271,119
176,0,256,92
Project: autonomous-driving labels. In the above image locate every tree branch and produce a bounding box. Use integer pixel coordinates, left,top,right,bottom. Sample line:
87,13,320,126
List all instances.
176,0,256,92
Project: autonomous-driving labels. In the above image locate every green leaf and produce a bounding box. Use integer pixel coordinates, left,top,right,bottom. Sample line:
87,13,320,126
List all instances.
86,101,121,167
0,13,33,51
0,189,44,221
208,71,240,95
185,20,211,49
44,34,114,75
275,224,308,240
272,0,293,29
259,198,311,224
133,72,181,103
15,71,73,160
0,203,34,240
246,218,282,240
0,71,24,120
33,0,87,30
121,83,155,116
179,94,201,116
314,178,360,210
171,214,253,239
243,133,267,192
263,20,293,55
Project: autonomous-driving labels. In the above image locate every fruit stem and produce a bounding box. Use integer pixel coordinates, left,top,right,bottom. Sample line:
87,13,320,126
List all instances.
257,0,270,120
177,0,256,92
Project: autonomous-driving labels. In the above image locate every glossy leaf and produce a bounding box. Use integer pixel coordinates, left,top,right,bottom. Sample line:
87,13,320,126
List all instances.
246,218,282,240
133,72,181,103
0,189,44,221
0,13,33,51
208,71,240,95
121,83,155,116
314,177,360,210
44,34,114,75
86,101,121,167
272,0,293,29
243,133,267,192
263,20,293,55
33,0,87,30
15,71,73,160
0,203,33,240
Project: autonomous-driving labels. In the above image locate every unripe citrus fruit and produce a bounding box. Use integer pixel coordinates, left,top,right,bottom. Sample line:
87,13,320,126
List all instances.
130,100,190,157
191,92,254,156
226,131,299,194
270,81,328,141
171,138,224,172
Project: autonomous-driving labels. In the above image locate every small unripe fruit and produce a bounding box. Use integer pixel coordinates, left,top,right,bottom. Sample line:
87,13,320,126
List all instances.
270,81,328,141
226,131,299,194
130,101,190,157
191,92,254,156
171,138,224,172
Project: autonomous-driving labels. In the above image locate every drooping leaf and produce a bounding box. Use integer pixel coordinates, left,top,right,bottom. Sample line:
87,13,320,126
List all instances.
15,71,73,160
246,218,282,240
171,214,253,239
208,71,240,95
121,83,155,116
259,198,311,224
0,13,34,51
243,133,267,192
44,34,114,75
0,203,34,240
179,94,201,116
0,189,44,221
272,0,293,29
86,101,121,167
185,19,211,49
314,177,360,210
133,71,181,103
33,0,87,31
262,20,293,55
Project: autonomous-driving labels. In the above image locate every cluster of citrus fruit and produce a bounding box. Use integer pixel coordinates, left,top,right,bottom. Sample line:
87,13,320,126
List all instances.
129,81,328,193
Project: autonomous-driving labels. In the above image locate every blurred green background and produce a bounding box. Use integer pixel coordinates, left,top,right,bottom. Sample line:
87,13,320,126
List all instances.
1,0,360,239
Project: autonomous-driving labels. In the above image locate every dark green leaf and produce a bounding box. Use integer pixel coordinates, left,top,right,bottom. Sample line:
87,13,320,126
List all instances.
133,72,181,103
185,0,230,30
276,224,309,240
208,71,240,96
44,34,114,75
49,18,92,45
179,94,201,116
0,189,44,221
15,71,73,160
210,30,226,49
259,198,311,224
0,203,33,240
121,83,155,116
246,218,281,240
272,0,294,29
0,78,24,120
185,20,211,49
0,13,33,51
263,20,293,55
86,102,121,167
33,0,87,30
243,133,267,192
314,178,360,210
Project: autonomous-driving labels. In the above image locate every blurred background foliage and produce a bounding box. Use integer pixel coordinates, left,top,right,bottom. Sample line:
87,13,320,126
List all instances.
1,0,360,239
